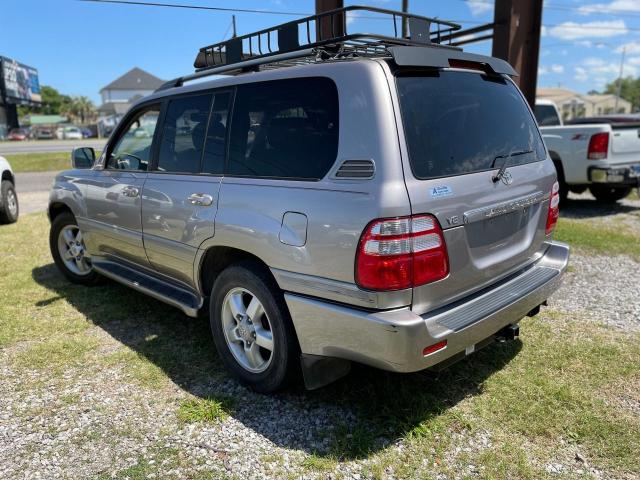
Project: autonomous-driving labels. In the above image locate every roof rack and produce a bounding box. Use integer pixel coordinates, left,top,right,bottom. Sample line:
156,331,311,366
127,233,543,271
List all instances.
157,5,461,91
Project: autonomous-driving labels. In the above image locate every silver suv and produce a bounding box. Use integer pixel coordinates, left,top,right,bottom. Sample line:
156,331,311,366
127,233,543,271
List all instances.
48,7,569,392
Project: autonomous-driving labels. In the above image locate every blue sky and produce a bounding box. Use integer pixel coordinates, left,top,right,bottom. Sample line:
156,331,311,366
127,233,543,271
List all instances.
2,0,640,104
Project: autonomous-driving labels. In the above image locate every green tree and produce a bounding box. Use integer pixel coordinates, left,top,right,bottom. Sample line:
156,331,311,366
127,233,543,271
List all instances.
18,85,72,117
604,76,640,111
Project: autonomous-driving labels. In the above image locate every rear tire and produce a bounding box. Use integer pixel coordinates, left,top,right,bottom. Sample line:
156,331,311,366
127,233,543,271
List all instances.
589,185,631,203
209,262,299,393
50,212,101,285
0,180,19,224
552,160,569,206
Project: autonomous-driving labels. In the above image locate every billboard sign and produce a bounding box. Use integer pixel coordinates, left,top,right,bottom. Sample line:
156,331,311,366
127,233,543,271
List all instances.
0,56,41,105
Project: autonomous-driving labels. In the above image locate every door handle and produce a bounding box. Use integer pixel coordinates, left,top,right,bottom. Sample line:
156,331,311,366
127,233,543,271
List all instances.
187,193,214,207
121,186,140,198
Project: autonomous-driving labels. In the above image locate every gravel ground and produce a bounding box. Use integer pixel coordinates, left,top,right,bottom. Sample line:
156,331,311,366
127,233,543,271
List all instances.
552,254,640,331
562,190,640,235
1,192,639,479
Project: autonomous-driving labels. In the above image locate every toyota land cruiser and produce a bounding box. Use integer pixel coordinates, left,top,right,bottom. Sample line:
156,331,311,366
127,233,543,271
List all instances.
48,6,569,392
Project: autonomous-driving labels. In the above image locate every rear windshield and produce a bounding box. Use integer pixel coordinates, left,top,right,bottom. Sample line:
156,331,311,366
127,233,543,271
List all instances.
396,71,546,180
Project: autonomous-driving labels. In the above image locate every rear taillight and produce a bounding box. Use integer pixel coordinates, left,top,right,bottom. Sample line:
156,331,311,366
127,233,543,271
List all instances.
356,214,449,291
587,132,609,160
546,181,560,235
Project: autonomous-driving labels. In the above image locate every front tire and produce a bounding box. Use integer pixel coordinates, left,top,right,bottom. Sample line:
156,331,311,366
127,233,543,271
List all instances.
209,262,299,393
50,212,101,285
589,185,631,203
0,180,19,224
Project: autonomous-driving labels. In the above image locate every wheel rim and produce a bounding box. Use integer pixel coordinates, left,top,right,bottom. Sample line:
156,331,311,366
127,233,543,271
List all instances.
6,188,17,217
221,287,274,373
57,225,92,276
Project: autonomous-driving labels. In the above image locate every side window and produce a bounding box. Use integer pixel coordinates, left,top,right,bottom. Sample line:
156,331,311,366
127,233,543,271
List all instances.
106,106,160,171
157,93,213,174
228,77,339,180
202,92,231,174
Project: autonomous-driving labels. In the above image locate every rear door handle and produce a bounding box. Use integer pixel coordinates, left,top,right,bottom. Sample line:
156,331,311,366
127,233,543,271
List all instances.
121,186,140,198
187,193,214,206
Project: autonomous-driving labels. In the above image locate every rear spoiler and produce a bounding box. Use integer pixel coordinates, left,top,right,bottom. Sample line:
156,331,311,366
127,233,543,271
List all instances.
389,46,518,76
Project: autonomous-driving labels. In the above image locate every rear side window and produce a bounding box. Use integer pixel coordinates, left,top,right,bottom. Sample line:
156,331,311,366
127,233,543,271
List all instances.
157,93,212,173
397,71,546,179
202,92,231,175
534,104,561,126
228,77,339,180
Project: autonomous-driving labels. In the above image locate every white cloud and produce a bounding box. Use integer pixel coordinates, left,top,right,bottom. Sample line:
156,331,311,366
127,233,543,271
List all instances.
574,67,589,82
615,42,640,54
572,57,637,86
465,0,493,16
540,64,565,75
578,0,640,15
548,20,628,40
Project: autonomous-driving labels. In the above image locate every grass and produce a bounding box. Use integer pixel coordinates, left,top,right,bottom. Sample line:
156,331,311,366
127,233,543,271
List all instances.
177,396,236,423
4,150,101,173
554,217,640,260
1,212,639,478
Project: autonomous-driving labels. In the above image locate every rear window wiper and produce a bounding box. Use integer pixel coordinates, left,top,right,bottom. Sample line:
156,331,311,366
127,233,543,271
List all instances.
491,149,534,183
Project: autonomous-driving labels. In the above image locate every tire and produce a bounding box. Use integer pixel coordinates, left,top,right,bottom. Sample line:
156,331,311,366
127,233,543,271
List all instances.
0,180,19,224
589,185,632,203
209,261,299,393
49,212,101,285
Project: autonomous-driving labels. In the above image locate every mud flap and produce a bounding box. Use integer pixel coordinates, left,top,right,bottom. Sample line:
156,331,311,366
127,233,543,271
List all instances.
300,354,351,390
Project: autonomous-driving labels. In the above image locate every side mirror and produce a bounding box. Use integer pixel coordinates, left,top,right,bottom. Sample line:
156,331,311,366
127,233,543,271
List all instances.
71,147,95,169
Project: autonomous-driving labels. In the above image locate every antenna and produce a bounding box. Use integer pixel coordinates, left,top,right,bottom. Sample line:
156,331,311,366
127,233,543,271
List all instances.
232,14,237,38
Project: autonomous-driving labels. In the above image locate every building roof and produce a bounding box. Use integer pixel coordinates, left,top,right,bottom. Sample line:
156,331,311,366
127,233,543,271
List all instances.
536,87,581,102
100,67,164,92
583,94,632,106
97,101,132,116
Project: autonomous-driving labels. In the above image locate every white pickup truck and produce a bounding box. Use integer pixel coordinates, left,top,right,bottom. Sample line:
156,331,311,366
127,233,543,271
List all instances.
534,100,640,203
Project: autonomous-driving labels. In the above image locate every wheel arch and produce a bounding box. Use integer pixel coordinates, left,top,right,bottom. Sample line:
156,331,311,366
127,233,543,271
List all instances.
197,245,278,297
548,151,565,181
1,169,14,185
48,201,75,223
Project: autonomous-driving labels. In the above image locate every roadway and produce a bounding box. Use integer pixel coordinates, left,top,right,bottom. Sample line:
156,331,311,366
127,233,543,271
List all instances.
14,171,59,215
0,139,106,155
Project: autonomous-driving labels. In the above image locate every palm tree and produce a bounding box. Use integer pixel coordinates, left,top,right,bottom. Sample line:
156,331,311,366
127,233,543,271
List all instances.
64,96,97,124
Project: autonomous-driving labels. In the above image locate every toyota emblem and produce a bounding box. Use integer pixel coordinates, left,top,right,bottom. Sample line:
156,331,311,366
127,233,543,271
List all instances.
501,171,513,185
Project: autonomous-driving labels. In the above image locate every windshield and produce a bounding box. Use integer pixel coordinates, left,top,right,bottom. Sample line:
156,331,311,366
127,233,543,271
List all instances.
396,71,546,180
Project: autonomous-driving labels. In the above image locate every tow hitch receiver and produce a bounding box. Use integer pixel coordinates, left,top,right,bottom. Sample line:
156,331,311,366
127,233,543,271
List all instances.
496,324,520,342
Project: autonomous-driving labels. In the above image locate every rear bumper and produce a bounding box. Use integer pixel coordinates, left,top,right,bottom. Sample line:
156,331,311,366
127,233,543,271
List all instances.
589,164,640,186
285,241,570,372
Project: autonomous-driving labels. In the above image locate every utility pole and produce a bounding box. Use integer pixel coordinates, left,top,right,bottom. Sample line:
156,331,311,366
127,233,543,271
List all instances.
315,0,344,41
401,0,409,38
232,14,237,38
614,46,625,112
492,0,543,108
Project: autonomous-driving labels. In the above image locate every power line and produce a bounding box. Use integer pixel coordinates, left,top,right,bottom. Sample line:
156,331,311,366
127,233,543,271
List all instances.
78,0,640,32
77,0,308,16
462,0,640,18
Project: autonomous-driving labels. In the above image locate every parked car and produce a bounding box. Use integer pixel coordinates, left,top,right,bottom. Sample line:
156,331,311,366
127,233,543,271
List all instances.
33,127,55,140
81,127,94,138
534,101,640,203
47,6,569,392
55,126,84,140
7,128,28,141
0,156,19,224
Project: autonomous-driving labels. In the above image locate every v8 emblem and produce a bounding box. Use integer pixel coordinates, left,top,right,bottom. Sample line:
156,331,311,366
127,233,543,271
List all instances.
446,215,460,226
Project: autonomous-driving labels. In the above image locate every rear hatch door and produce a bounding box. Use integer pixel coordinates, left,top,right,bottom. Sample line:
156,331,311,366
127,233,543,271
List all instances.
395,69,556,315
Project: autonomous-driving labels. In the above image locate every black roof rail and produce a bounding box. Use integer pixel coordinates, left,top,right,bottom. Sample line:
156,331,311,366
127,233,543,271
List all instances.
156,5,467,92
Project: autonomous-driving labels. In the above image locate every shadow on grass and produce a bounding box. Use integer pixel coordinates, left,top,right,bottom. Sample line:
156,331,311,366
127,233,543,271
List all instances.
561,194,639,219
32,263,521,461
